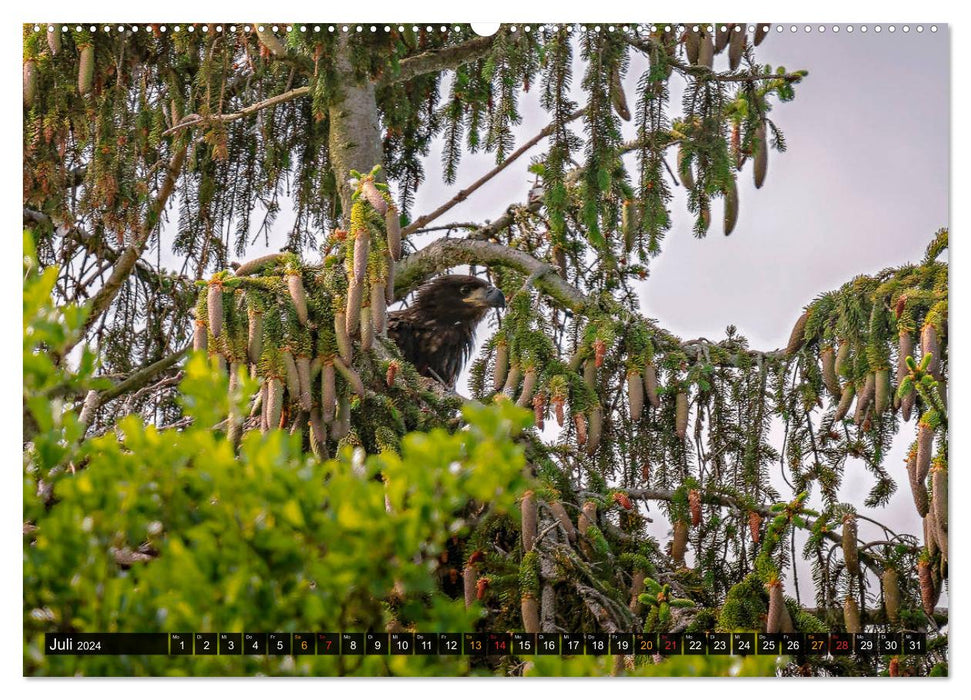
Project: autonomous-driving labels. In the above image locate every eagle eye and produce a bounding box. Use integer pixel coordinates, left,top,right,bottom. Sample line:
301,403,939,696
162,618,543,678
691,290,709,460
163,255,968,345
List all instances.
460,285,471,295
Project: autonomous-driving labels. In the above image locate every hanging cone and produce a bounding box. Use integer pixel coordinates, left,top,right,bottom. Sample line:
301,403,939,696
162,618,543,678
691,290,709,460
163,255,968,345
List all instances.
843,596,861,633
675,392,689,439
842,514,860,576
821,345,840,399
748,511,762,545
628,371,644,421
643,363,661,408
883,568,900,624
671,519,688,566
766,579,784,633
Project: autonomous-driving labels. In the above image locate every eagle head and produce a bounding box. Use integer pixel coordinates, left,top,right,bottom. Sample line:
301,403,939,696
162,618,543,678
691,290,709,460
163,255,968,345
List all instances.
413,274,506,322
388,274,505,386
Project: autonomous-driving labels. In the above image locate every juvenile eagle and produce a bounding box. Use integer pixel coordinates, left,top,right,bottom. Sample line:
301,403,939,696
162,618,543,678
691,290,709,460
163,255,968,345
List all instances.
388,275,505,386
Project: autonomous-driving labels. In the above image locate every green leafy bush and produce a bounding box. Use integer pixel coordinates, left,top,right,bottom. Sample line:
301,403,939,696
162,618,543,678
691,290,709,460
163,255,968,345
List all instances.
24,242,536,675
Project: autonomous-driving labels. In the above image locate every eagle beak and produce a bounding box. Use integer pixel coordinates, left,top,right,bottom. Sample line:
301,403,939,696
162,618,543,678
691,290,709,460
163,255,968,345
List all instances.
485,286,505,309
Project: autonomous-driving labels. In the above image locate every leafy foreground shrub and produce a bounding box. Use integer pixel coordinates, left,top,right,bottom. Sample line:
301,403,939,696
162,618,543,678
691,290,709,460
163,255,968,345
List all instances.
23,241,778,677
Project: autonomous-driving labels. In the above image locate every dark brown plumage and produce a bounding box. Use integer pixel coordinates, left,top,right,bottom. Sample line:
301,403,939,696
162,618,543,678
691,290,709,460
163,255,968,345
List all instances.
388,275,505,386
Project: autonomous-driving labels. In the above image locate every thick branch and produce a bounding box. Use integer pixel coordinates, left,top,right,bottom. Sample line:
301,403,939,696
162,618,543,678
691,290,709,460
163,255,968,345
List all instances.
377,34,499,87
393,237,590,312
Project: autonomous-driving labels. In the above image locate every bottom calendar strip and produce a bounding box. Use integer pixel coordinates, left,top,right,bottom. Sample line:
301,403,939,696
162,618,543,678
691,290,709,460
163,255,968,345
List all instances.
45,631,927,657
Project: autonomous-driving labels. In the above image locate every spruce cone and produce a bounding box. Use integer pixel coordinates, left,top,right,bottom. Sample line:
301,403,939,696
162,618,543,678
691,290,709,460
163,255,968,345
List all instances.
334,311,352,364
723,178,739,236
854,373,875,425
333,356,365,397
578,501,597,535
370,281,387,335
463,564,477,610
924,512,938,558
296,356,312,412
586,407,602,456
883,568,900,624
896,330,914,413
748,511,761,545
766,579,784,633
207,283,224,339
835,340,851,377
386,208,402,261
286,273,309,326
917,559,937,617
715,24,732,53
753,122,768,189
834,382,855,421
916,420,934,482
843,515,860,576
267,377,284,429
755,24,770,46
678,146,695,190
360,178,388,214
684,27,701,65
521,594,540,633
671,519,688,566
493,341,509,392
516,368,538,408
675,391,689,439
688,489,702,527
843,596,861,633
360,308,373,351
308,408,328,460
549,501,577,542
574,411,588,447
282,351,300,399
532,391,546,430
613,492,633,510
352,228,369,284
785,310,809,357
78,44,94,96
907,446,929,517
259,382,269,433
932,461,947,530
193,320,207,352
345,281,363,339
553,395,565,427
728,26,746,70
643,363,661,408
874,368,891,414
628,371,644,421
247,307,263,364
23,60,37,107
921,323,941,379
821,346,840,399
698,29,714,68
610,64,630,121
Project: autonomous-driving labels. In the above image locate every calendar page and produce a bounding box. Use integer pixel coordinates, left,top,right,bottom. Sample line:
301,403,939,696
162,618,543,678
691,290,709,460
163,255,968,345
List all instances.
22,19,948,679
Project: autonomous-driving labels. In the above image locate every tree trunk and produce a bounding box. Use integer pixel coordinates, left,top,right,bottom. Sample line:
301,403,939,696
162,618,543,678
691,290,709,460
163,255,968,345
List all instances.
328,34,384,222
